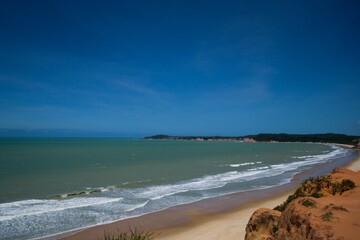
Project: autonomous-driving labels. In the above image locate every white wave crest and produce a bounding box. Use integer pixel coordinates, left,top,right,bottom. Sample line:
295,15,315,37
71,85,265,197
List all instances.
135,168,268,201
0,197,122,221
229,161,262,167
124,200,150,212
291,145,347,161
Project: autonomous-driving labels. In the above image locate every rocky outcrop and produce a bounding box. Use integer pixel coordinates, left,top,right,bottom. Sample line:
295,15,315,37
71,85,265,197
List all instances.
275,198,335,240
245,168,360,240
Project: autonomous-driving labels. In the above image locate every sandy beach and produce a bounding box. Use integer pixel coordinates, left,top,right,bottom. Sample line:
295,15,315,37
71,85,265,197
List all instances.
156,190,294,240
60,148,360,240
343,151,360,171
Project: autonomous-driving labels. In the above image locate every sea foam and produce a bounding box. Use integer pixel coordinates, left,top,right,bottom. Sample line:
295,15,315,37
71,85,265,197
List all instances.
0,197,122,221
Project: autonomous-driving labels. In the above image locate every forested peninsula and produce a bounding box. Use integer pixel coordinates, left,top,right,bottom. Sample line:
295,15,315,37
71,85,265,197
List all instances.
145,133,360,146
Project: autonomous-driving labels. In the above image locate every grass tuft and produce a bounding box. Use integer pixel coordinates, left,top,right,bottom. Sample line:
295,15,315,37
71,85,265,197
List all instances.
321,211,333,222
271,224,279,234
102,228,156,240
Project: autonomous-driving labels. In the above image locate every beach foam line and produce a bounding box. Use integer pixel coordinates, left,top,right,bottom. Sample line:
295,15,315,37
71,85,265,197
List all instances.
132,167,294,202
0,197,122,221
136,169,270,201
124,200,150,212
292,155,314,159
150,190,190,201
293,145,347,162
229,161,262,167
291,147,344,160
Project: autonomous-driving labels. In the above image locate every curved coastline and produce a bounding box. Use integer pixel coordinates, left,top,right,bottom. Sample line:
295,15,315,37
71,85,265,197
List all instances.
55,145,359,240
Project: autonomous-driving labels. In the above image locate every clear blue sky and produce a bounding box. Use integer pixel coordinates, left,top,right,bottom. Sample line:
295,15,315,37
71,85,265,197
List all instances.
0,1,359,137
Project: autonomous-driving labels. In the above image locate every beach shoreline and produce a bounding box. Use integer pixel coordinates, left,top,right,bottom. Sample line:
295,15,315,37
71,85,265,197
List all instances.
57,145,359,240
57,188,299,240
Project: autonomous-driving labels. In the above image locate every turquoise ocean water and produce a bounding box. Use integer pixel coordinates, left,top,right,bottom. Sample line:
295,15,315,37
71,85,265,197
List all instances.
0,138,356,239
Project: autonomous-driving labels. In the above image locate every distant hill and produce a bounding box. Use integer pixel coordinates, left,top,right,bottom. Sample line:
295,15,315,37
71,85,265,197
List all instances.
144,135,243,141
144,133,360,146
244,133,360,145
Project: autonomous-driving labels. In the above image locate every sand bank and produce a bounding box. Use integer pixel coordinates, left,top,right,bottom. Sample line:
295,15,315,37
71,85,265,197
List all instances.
344,151,360,171
59,148,359,240
156,190,293,240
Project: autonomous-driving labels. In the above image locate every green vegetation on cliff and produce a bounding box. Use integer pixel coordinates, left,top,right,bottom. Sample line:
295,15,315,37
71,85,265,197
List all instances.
274,174,356,212
103,229,155,240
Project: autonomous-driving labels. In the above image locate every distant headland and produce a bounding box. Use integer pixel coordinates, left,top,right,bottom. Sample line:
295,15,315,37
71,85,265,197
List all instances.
144,133,360,147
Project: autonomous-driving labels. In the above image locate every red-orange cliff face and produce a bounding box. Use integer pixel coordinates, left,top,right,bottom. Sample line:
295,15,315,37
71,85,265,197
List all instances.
245,168,360,240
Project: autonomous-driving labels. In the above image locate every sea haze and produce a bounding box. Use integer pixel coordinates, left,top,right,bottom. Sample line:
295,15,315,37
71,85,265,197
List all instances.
0,138,356,240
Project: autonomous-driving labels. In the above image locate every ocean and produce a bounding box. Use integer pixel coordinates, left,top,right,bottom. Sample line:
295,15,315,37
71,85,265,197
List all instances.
0,138,356,240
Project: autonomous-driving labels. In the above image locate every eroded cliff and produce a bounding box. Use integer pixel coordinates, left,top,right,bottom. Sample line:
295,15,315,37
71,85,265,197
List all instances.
245,168,360,240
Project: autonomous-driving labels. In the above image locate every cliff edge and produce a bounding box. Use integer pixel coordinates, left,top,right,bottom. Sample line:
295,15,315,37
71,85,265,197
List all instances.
245,168,360,240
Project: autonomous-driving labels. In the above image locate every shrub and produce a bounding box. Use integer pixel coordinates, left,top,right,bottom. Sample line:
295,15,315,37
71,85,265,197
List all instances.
311,192,323,198
271,224,279,234
339,179,356,193
321,211,333,222
301,199,316,208
274,188,305,212
332,179,356,195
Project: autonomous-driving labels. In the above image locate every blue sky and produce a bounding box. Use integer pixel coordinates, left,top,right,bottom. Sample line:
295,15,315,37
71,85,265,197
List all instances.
0,1,359,137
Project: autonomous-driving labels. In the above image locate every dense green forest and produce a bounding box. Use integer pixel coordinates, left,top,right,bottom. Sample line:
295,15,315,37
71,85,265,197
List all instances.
244,133,359,145
145,133,360,146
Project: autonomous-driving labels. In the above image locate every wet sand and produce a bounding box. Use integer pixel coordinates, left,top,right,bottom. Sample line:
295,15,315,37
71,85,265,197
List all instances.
59,147,360,240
